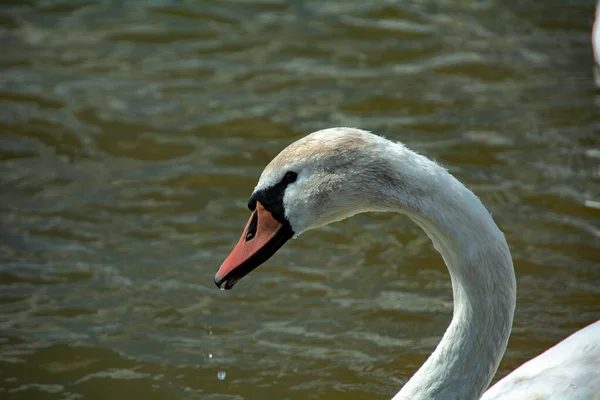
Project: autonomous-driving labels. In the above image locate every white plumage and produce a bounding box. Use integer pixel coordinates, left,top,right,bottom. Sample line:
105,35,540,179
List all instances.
594,1,600,85
247,128,600,399
483,320,600,399
594,1,600,65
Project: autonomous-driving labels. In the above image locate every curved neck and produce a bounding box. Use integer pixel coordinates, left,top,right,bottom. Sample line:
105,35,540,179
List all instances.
379,150,517,399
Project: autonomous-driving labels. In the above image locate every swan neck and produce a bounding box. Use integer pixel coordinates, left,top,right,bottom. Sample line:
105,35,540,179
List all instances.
384,155,516,399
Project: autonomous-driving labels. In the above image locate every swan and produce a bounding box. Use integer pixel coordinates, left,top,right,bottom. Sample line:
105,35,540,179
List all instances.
595,1,600,85
213,128,600,399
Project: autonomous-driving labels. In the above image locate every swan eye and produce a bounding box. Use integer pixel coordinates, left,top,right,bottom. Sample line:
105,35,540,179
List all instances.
283,171,297,184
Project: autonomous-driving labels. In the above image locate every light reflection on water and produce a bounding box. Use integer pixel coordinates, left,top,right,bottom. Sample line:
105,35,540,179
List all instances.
0,0,598,399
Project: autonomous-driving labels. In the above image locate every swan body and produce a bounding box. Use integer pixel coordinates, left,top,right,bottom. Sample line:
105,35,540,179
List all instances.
595,1,600,65
482,319,600,399
595,1,600,84
214,128,600,399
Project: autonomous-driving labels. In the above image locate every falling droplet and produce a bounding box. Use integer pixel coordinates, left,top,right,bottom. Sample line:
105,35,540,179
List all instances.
217,371,226,380
208,353,213,359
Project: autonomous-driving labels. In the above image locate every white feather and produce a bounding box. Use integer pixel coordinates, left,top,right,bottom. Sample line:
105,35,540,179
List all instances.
594,1,600,66
594,1,600,85
254,127,600,399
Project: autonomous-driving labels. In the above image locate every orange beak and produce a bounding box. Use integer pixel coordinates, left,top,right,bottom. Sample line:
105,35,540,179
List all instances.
214,201,293,290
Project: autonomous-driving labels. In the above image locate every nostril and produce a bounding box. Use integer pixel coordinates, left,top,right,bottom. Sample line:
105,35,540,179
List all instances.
245,211,258,242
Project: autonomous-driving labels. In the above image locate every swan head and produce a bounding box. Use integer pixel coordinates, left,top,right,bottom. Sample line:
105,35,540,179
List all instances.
214,127,406,289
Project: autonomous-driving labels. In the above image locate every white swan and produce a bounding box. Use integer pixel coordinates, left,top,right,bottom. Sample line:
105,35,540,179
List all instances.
214,128,600,399
595,1,600,85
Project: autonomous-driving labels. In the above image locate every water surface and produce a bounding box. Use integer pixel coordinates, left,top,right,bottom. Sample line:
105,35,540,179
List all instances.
1,1,599,399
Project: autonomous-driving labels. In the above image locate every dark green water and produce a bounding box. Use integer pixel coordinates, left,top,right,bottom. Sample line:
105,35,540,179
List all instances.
0,1,599,399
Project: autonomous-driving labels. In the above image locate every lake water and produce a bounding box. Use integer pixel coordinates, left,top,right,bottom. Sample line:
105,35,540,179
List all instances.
1,1,599,399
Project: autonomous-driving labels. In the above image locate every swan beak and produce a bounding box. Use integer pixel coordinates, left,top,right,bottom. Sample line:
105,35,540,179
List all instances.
214,201,293,290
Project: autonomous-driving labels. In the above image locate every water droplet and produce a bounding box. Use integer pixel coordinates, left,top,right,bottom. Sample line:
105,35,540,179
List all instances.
219,286,225,291
208,353,213,359
217,371,226,380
